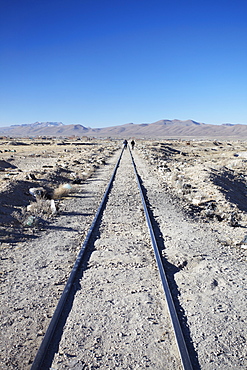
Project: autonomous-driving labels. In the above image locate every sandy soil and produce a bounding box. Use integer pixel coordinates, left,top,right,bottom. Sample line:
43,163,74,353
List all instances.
0,138,247,369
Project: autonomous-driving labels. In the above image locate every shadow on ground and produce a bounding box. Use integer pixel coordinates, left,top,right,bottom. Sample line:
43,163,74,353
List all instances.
210,168,247,212
0,226,39,243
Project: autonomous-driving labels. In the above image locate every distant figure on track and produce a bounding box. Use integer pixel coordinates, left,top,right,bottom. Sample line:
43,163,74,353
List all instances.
131,140,135,150
123,139,128,149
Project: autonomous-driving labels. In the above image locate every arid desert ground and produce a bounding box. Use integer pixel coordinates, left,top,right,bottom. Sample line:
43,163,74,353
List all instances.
0,137,246,369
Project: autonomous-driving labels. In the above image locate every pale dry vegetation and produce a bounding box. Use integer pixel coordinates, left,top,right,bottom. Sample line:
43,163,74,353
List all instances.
0,137,119,240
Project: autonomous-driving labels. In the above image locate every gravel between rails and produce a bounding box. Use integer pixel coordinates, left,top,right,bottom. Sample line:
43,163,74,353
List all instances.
51,148,181,369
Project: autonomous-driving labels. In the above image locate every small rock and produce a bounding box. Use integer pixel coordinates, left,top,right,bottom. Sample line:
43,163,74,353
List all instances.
50,199,57,214
178,260,188,270
24,215,36,227
29,187,46,198
211,279,218,289
229,212,240,227
240,234,247,248
240,244,247,249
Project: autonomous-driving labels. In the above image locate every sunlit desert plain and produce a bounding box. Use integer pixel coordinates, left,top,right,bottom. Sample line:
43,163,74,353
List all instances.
0,136,246,369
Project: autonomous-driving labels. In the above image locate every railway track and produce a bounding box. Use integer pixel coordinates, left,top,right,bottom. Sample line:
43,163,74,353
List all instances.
31,145,193,370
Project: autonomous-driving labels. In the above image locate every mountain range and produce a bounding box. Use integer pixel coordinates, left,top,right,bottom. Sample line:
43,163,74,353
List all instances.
0,120,246,139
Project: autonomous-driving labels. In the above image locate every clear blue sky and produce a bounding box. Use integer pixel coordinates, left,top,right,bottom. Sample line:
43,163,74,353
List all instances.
0,0,246,127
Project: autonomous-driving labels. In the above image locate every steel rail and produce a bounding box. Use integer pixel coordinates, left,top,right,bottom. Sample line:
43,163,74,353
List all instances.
31,146,125,370
129,147,193,370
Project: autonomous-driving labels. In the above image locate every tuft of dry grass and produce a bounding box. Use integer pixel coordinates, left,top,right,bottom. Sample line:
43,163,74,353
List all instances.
52,183,72,199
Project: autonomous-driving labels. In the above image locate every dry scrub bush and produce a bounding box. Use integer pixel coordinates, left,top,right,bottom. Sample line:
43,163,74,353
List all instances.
26,199,57,217
52,183,72,199
12,199,57,228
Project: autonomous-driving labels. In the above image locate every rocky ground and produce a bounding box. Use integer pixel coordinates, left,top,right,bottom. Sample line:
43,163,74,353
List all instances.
0,137,118,238
139,139,247,252
0,138,119,368
0,138,247,369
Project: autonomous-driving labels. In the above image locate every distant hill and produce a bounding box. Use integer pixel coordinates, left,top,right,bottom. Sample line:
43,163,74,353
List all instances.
0,119,247,139
0,122,89,137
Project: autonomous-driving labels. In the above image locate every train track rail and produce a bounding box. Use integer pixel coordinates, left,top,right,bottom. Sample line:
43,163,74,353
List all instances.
129,148,192,370
31,145,193,370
